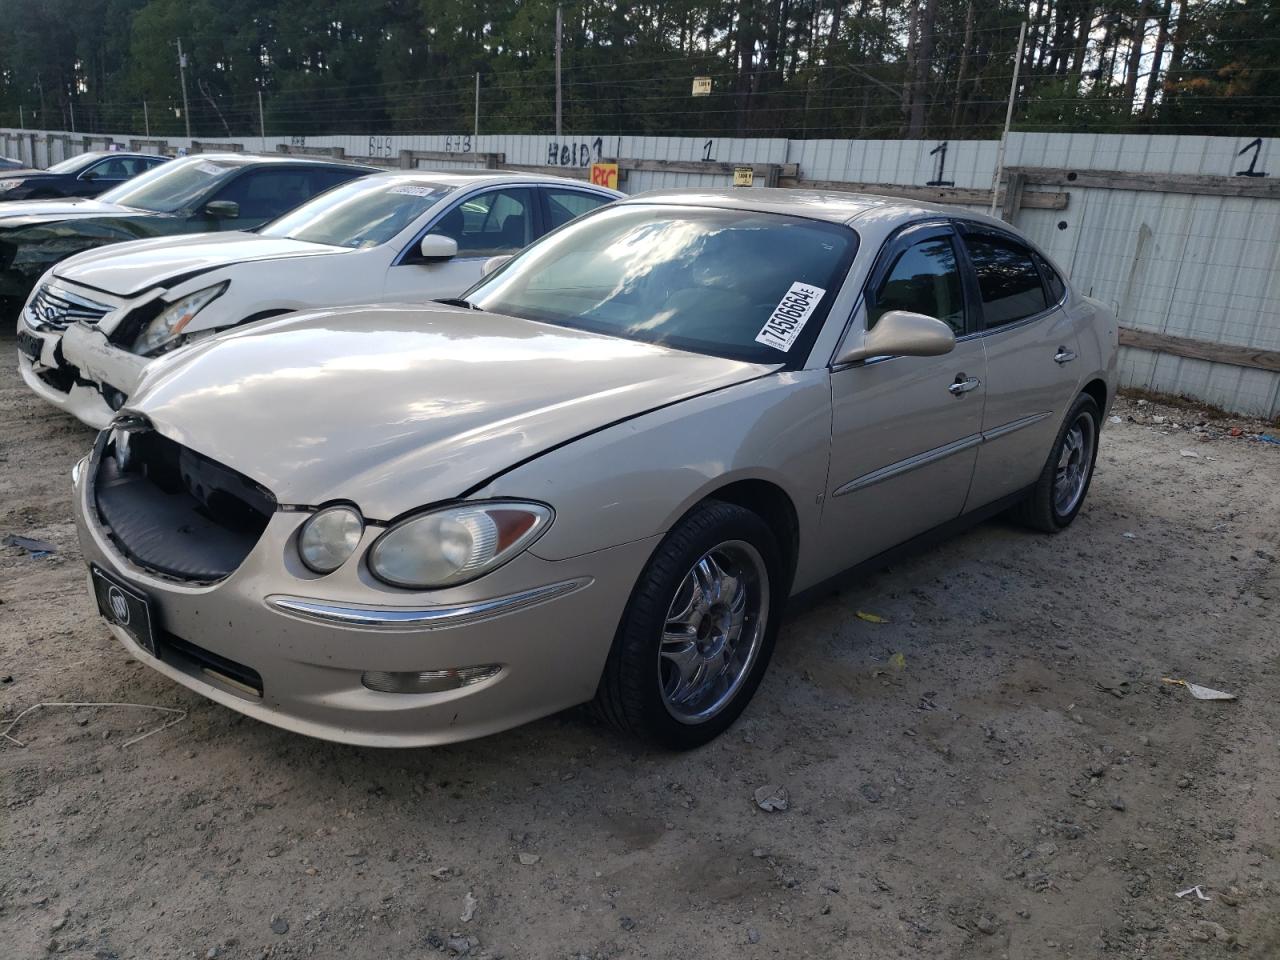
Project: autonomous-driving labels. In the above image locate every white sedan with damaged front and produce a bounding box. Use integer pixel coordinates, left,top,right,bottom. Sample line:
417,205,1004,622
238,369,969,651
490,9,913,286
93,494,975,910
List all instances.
18,170,621,427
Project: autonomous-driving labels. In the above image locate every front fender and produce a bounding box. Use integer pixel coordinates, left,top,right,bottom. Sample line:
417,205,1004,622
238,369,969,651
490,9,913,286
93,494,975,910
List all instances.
475,370,832,588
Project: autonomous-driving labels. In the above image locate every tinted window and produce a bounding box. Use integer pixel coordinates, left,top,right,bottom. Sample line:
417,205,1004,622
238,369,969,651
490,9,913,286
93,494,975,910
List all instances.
1035,253,1066,303
871,236,965,334
85,157,136,180
429,188,534,256
468,204,857,364
545,188,611,230
212,168,326,221
963,233,1048,328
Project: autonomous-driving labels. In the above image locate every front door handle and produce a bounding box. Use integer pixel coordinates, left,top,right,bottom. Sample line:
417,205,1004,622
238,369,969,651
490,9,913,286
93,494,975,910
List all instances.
1054,347,1078,364
949,374,981,396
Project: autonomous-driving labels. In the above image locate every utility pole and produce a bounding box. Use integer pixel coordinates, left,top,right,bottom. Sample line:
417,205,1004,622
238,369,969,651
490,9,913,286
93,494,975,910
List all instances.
176,38,192,139
69,99,76,133
474,72,480,139
989,20,1028,217
18,104,23,129
258,89,266,146
554,6,562,138
143,100,150,137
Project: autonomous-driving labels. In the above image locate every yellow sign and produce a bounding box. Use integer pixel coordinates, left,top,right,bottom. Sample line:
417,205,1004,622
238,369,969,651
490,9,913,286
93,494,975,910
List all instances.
589,162,619,190
733,166,754,187
692,76,712,97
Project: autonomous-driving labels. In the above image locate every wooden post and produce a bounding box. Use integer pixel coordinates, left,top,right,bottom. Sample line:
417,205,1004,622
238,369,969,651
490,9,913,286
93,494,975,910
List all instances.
1000,171,1027,222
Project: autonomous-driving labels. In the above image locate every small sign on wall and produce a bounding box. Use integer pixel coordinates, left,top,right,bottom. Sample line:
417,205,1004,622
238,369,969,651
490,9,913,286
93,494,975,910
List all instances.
590,162,619,189
733,166,754,187
692,77,712,97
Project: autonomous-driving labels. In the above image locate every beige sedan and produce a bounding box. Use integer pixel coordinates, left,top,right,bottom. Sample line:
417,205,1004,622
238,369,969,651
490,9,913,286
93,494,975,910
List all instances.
73,189,1118,748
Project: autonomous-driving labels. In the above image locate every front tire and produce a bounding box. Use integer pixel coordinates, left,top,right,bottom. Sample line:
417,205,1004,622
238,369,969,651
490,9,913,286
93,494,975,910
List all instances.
594,501,785,749
1012,393,1101,532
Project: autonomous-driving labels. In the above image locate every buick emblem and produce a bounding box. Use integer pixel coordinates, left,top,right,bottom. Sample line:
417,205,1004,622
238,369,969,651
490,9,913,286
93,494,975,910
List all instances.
107,585,131,625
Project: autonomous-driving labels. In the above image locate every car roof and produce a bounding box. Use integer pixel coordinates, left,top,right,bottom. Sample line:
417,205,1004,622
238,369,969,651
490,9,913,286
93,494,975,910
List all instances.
180,152,381,172
360,168,620,192
618,187,1011,230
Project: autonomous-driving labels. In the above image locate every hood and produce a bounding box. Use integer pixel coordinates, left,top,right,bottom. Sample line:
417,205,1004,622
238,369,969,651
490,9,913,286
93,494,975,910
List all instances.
0,196,152,227
54,232,345,297
0,168,48,180
129,304,771,518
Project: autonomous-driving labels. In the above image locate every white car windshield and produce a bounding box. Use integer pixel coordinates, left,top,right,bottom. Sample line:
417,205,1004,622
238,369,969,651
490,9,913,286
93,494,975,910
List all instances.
259,178,454,248
468,204,859,364
99,157,243,212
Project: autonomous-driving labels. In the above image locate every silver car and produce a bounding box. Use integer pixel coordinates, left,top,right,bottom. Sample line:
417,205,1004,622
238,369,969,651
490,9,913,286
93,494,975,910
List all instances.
72,189,1118,749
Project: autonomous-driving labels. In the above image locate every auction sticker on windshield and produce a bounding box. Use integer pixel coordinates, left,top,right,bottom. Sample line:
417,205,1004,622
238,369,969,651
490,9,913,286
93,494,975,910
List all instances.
755,282,825,352
390,185,439,198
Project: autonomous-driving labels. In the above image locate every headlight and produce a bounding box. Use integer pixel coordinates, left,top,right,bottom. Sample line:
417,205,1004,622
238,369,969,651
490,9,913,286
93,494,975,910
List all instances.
298,504,365,574
0,179,23,192
135,281,228,354
368,501,553,589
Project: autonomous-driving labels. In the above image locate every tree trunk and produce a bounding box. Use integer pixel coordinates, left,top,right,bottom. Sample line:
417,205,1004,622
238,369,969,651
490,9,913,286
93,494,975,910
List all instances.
1123,0,1152,107
1142,1,1170,117
951,0,975,135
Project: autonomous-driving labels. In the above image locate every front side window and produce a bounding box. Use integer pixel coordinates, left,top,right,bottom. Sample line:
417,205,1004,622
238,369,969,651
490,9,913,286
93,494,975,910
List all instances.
467,203,858,364
963,233,1048,328
869,235,966,334
545,188,612,230
211,168,327,222
99,156,245,212
83,156,135,180
429,188,534,256
261,177,452,248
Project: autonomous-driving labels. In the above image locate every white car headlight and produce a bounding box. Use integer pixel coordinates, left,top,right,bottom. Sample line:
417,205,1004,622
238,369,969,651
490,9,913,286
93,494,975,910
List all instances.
368,501,553,589
0,179,23,192
135,281,228,354
298,504,365,574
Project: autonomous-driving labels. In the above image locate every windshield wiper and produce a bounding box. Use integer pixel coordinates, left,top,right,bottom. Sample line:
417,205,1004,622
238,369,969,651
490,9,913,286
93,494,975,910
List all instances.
434,297,481,311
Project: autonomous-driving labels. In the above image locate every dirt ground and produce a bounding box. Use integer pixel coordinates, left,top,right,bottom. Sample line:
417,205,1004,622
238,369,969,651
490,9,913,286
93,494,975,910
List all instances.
2,334,1279,960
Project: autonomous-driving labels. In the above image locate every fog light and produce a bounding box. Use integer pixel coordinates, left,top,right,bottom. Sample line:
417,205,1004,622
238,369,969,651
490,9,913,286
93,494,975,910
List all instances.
361,665,501,694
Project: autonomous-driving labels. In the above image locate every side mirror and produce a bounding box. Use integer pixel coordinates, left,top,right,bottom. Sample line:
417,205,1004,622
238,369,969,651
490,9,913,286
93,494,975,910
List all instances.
834,309,956,365
79,168,100,182
204,200,240,220
418,234,458,261
482,254,512,277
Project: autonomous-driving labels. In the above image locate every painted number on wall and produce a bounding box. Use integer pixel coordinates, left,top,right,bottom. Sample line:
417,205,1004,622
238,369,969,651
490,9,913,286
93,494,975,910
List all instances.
368,136,393,158
1235,138,1268,178
926,141,955,187
547,137,604,167
445,135,473,154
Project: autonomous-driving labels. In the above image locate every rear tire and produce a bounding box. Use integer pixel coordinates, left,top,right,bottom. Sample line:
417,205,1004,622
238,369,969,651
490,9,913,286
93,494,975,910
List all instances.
1011,393,1101,532
594,500,785,749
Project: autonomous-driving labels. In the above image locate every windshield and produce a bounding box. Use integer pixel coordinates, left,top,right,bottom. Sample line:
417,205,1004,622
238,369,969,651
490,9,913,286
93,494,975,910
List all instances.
468,204,858,364
46,153,99,175
259,177,452,248
99,157,241,212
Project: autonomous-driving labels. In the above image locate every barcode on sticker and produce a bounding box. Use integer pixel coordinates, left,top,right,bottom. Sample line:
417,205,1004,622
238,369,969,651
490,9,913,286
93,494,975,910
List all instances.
755,282,825,352
389,185,438,198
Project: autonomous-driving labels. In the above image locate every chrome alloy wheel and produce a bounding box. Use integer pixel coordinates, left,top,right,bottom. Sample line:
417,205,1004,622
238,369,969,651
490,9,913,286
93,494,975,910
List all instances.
659,540,769,724
1053,411,1096,517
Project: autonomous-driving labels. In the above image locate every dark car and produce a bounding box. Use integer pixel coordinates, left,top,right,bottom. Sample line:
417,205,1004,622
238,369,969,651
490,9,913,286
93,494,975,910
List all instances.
0,153,377,306
0,156,28,172
0,151,168,201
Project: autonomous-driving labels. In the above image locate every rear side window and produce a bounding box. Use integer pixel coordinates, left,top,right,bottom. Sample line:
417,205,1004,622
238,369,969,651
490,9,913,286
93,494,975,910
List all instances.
1035,253,1066,303
962,233,1048,328
870,236,966,335
544,188,612,230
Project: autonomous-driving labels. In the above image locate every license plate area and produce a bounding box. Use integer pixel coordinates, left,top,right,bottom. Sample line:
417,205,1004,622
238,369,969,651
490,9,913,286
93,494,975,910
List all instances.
91,564,158,657
17,329,43,362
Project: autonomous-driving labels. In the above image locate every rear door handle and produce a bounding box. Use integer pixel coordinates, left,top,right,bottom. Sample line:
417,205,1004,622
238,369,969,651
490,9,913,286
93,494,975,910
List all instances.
1054,347,1078,364
949,375,981,396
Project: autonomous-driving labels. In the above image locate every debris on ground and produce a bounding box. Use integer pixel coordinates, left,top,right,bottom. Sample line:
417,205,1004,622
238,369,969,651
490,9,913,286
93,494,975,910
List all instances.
517,852,540,865
856,610,888,623
3,534,57,558
1176,885,1212,901
1161,678,1237,701
753,784,790,812
460,891,478,922
0,701,188,748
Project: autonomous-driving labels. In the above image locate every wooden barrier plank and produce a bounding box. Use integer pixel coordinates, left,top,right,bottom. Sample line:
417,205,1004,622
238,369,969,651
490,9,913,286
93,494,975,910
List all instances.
1008,166,1280,200
1120,327,1280,374
778,177,1067,210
